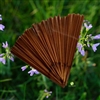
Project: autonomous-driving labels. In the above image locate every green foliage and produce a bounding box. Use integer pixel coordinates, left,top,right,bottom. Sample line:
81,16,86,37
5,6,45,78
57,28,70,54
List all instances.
0,0,100,100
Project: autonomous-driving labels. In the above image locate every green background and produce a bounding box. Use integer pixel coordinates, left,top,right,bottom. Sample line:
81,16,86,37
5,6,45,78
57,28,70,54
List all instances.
0,0,100,100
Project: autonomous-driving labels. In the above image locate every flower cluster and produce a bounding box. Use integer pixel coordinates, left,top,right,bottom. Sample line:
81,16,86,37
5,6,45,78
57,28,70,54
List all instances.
21,65,39,76
44,89,52,98
0,41,14,64
77,20,100,56
0,14,5,31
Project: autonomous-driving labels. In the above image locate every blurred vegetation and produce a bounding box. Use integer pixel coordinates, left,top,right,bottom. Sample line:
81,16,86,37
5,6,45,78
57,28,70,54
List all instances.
0,0,100,100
